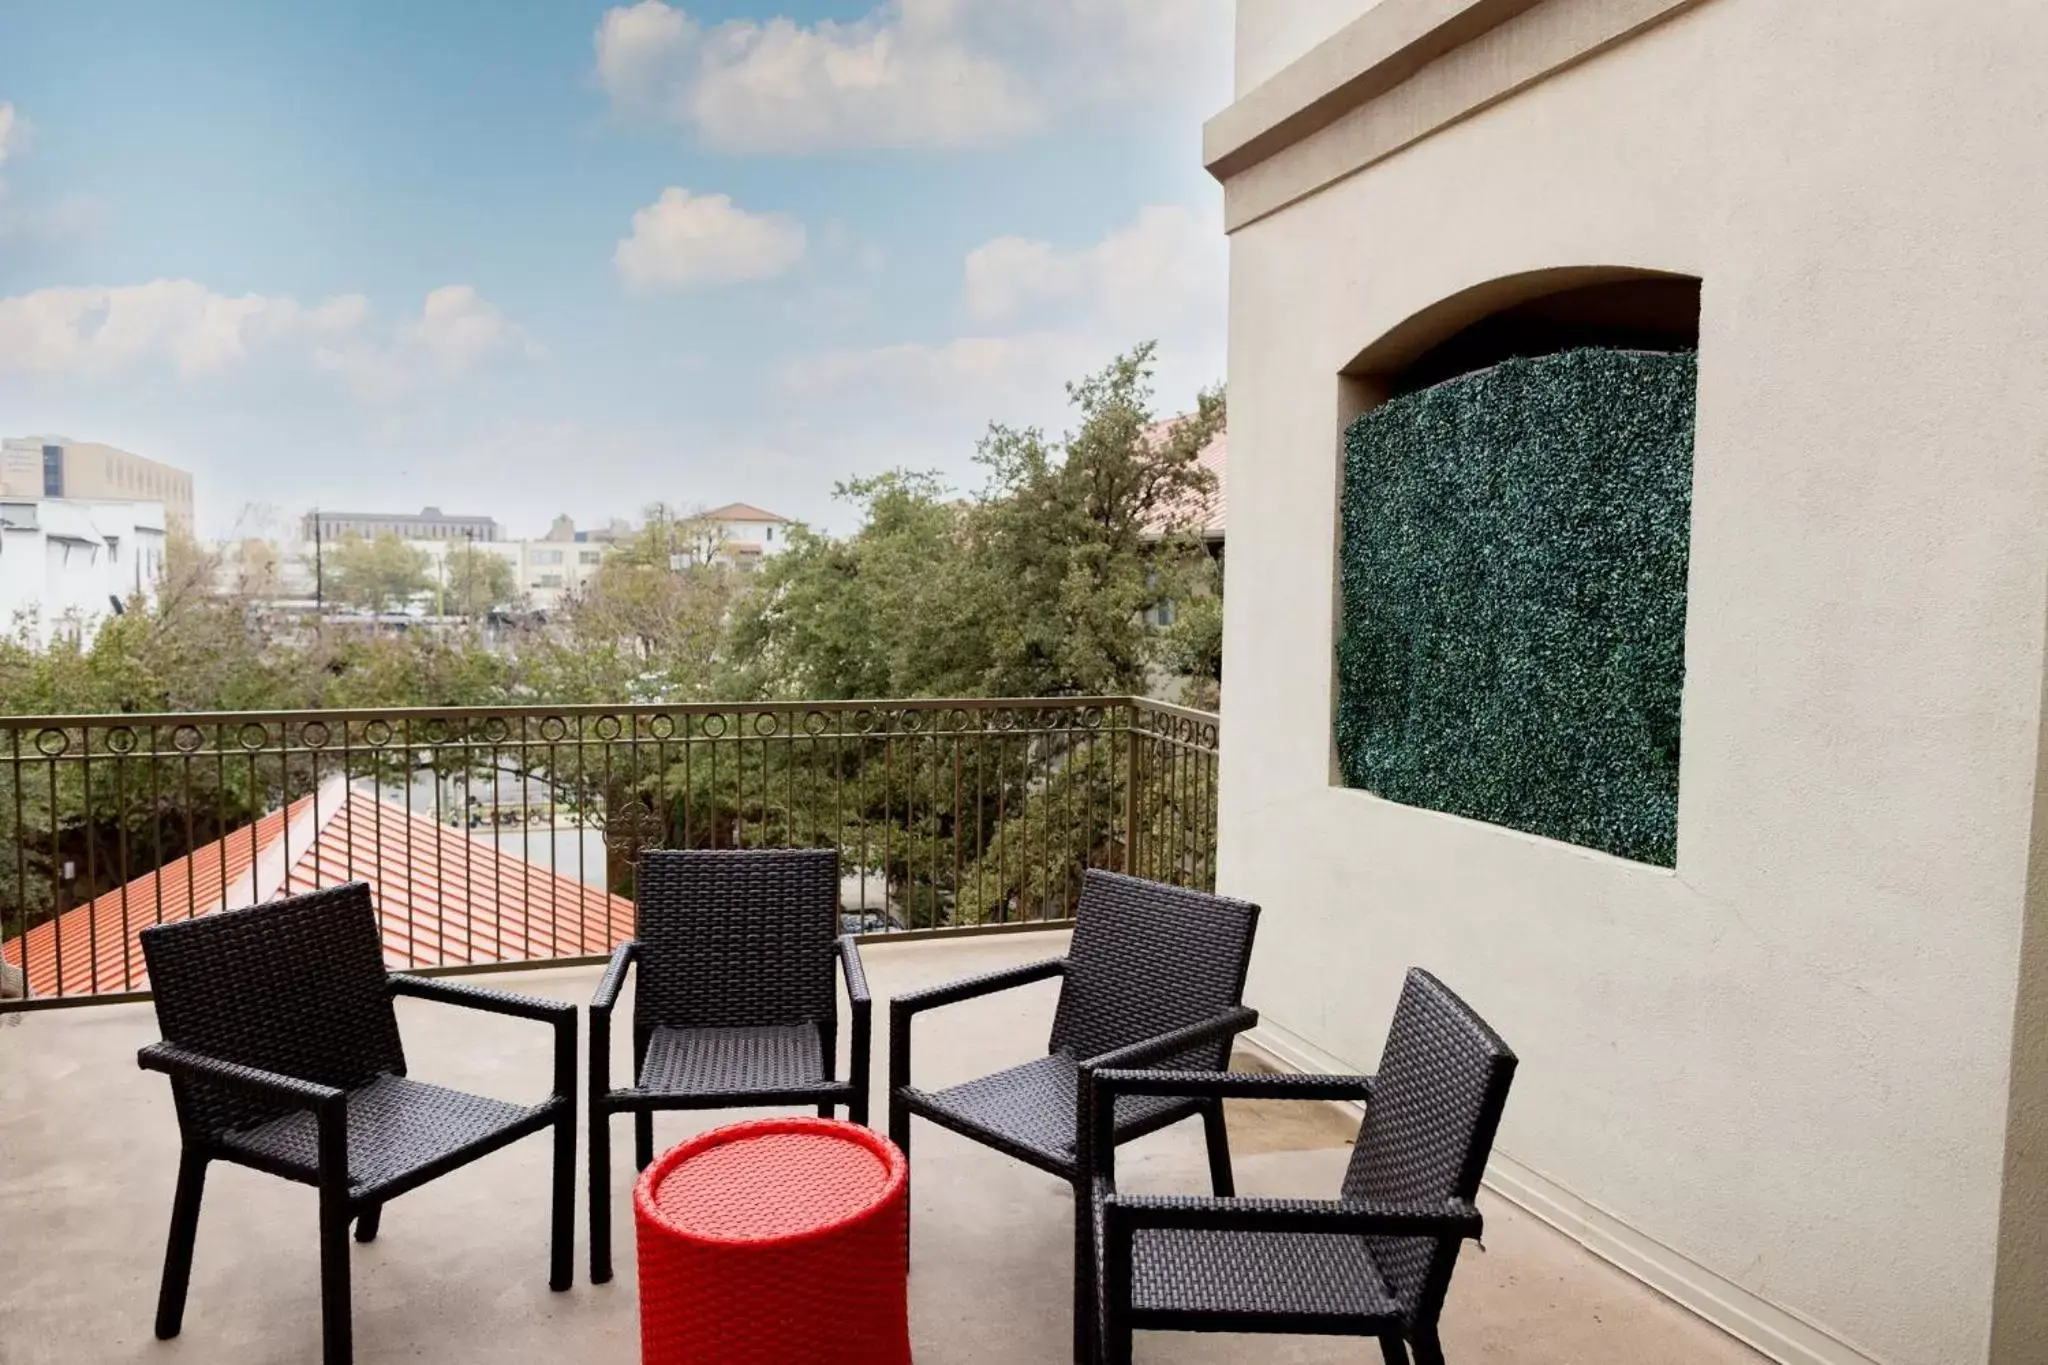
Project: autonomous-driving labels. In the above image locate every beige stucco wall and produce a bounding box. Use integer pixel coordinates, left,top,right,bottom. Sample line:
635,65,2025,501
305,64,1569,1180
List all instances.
1994,655,2048,1362
1233,0,1382,94
1215,2,2048,1363
58,442,195,531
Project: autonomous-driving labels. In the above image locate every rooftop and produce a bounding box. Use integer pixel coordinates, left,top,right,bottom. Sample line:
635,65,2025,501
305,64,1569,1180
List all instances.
701,502,790,524
7,778,632,999
1141,417,1227,541
0,933,1765,1364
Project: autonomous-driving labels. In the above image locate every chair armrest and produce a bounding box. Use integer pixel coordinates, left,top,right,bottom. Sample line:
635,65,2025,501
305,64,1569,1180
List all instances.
389,974,576,1102
139,1042,353,1191
1079,1008,1260,1075
1091,1067,1372,1105
590,941,637,1015
390,973,576,1025
1102,1192,1482,1240
891,956,1067,1018
889,956,1068,1101
139,1041,346,1112
589,941,636,1102
1077,1008,1259,1183
837,935,872,1007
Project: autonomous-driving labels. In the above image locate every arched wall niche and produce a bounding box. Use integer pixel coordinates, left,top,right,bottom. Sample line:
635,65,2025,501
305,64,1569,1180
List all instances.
1336,266,1702,417
1325,265,1703,866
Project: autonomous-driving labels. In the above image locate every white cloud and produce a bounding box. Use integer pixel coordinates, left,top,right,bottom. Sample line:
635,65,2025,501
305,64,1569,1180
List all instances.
0,278,531,402
407,285,525,373
593,0,1230,154
0,280,365,377
787,203,1225,417
965,207,1224,334
614,187,807,291
0,103,18,166
314,285,536,402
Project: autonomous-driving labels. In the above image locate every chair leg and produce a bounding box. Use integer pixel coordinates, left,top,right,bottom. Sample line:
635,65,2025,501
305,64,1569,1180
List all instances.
550,1105,574,1292
1072,1177,1094,1365
319,1188,353,1365
1103,1320,1132,1365
1409,1326,1445,1365
817,1102,836,1119
634,1110,654,1171
1200,1098,1235,1197
888,1093,911,1265
353,1203,381,1244
154,1150,208,1340
1380,1337,1413,1365
590,1105,613,1285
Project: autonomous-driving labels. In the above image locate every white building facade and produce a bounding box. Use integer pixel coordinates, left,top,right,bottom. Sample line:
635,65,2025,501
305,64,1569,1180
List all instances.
0,498,167,646
699,503,791,568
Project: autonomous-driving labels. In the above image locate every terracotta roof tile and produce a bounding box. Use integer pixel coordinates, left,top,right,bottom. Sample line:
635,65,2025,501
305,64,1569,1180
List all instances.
1141,417,1227,539
702,503,790,524
4,783,635,998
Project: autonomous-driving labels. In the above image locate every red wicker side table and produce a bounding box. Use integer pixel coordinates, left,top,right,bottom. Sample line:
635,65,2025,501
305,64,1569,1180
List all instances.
634,1117,912,1365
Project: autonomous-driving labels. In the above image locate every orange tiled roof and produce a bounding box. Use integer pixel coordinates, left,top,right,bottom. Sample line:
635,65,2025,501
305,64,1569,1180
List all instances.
3,784,635,998
280,790,634,969
1141,417,1226,539
2,794,317,998
702,502,790,524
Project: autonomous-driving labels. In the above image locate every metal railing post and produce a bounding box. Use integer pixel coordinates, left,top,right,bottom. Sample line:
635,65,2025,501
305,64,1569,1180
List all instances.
1123,703,1142,877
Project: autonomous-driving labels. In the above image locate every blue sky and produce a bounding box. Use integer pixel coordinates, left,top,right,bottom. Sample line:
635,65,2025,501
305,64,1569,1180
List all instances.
0,0,1231,538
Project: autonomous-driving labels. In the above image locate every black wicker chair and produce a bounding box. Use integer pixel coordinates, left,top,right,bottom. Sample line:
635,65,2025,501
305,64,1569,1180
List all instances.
889,868,1260,1364
1086,968,1517,1365
135,882,577,1365
587,847,870,1283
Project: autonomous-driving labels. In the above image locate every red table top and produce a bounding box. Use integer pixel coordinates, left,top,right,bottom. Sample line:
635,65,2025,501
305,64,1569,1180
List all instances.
643,1119,903,1246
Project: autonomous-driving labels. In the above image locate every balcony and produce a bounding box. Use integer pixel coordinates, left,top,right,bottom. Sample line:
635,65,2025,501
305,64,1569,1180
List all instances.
0,699,1762,1361
0,936,1765,1363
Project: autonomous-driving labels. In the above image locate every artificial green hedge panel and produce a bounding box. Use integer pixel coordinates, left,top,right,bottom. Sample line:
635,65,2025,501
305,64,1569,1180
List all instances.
1336,347,1696,866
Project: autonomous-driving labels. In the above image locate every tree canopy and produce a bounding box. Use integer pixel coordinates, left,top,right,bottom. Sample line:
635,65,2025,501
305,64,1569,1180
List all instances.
443,545,518,617
734,343,1222,702
324,534,432,615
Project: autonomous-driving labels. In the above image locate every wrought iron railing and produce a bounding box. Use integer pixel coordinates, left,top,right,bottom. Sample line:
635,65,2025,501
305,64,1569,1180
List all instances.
0,697,1218,1005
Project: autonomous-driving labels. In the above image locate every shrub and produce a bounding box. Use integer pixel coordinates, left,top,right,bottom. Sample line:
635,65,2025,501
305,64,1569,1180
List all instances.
1335,347,1696,866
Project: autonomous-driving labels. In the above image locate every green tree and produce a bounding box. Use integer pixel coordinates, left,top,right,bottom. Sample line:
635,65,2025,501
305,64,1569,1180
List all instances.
1156,558,1223,709
536,524,746,703
326,534,432,615
732,342,1221,702
968,342,1223,697
731,472,985,700
444,544,518,617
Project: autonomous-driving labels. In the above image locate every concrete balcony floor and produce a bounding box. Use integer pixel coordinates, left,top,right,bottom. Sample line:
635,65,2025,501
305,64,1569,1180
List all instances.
0,932,1764,1364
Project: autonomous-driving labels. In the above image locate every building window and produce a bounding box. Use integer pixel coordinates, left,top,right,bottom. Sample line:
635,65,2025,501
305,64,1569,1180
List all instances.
765,526,774,542
579,550,601,564
531,549,564,566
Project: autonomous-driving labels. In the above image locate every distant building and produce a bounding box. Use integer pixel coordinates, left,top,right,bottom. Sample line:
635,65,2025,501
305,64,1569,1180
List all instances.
410,534,602,613
303,506,499,543
0,497,167,646
575,518,635,545
1139,419,1227,554
699,502,792,567
2,437,195,532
